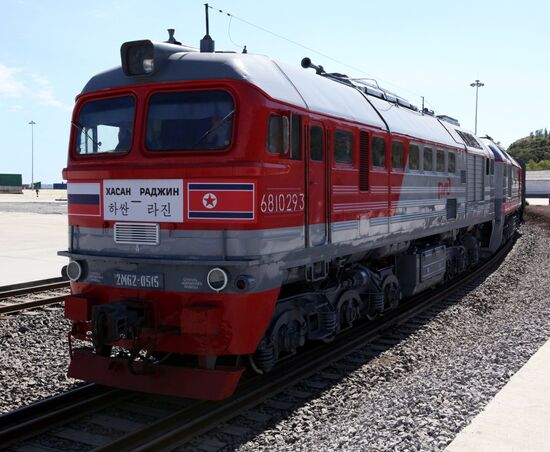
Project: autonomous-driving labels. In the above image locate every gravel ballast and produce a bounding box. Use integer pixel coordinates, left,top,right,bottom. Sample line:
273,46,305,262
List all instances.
237,210,550,451
0,196,75,414
1,208,549,451
0,308,79,414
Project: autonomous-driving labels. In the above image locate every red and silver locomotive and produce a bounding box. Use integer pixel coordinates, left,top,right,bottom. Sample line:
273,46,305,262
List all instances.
61,30,522,400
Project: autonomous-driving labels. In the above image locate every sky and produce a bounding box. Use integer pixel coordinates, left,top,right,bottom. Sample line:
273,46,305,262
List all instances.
1,0,549,184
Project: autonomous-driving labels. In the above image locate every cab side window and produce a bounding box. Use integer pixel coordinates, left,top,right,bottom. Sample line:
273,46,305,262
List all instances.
391,141,405,169
448,152,456,173
408,144,420,170
372,137,386,167
267,115,289,154
436,149,445,172
424,147,433,171
334,129,353,164
310,126,323,161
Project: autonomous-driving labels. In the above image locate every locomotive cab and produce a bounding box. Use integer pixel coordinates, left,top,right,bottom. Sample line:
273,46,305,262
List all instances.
62,37,295,400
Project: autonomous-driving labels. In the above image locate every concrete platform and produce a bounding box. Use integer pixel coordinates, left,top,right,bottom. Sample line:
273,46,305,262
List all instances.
527,197,550,206
446,338,550,452
0,190,68,286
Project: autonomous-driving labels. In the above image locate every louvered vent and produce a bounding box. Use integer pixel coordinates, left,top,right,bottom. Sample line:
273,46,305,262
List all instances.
114,223,159,245
359,131,369,191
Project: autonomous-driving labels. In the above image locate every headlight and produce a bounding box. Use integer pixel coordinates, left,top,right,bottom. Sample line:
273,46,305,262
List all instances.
120,38,197,77
67,260,83,282
121,40,154,76
142,58,154,73
207,268,228,292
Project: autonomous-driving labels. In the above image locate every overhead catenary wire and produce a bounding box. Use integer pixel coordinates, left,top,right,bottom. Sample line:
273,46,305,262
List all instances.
226,14,244,49
207,3,438,111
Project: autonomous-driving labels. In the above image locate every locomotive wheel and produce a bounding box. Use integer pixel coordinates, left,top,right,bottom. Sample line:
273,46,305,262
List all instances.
249,338,276,374
385,283,401,310
336,290,361,331
381,274,402,311
248,353,267,375
280,320,304,353
249,308,308,374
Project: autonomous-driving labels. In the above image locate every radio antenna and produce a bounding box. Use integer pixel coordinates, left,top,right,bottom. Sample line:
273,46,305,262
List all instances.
205,3,210,35
200,3,215,52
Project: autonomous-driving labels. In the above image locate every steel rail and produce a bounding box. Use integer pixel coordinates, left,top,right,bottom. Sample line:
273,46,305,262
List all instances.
0,294,67,315
0,276,67,294
0,385,128,449
0,277,69,315
0,278,69,301
96,238,516,452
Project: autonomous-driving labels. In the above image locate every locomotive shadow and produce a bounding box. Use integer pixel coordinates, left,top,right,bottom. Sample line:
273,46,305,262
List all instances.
191,271,493,450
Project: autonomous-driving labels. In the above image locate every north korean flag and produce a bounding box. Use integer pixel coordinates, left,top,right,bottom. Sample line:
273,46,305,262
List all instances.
188,182,255,221
67,182,101,217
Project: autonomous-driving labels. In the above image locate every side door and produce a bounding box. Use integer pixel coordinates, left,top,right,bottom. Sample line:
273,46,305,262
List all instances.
306,123,327,246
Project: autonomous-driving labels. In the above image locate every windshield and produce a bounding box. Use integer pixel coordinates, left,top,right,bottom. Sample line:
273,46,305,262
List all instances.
75,96,135,154
146,90,234,151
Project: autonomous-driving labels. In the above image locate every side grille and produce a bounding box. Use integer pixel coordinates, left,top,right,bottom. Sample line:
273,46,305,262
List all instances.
114,223,159,245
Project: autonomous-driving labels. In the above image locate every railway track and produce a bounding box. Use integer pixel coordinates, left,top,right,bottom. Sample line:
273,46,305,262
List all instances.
0,239,515,451
0,385,125,446
0,277,69,315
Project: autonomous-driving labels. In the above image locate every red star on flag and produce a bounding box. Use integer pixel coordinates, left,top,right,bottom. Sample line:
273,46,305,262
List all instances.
202,193,218,209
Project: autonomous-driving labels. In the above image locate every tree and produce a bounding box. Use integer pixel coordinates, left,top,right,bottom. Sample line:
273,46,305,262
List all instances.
508,129,550,169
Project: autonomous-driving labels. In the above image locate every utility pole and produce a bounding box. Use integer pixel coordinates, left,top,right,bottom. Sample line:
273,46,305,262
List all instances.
470,80,484,135
28,120,36,189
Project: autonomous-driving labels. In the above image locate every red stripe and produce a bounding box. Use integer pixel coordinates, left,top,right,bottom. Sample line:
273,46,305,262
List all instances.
68,204,101,216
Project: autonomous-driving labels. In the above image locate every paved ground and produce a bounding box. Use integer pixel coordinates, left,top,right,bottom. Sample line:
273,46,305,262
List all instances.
0,190,68,286
527,197,549,206
446,337,550,452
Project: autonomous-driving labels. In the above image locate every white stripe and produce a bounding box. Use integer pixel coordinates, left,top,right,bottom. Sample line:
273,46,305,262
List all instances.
67,182,100,195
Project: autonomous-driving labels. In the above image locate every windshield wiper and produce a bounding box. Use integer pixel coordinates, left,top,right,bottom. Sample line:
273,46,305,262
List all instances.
192,110,235,147
72,122,102,150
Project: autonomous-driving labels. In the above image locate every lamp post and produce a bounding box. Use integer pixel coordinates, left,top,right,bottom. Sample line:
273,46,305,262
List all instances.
28,120,36,189
469,80,484,135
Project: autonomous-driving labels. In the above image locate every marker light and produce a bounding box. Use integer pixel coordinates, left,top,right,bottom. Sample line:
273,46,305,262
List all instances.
207,268,228,292
235,275,256,291
67,260,83,282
